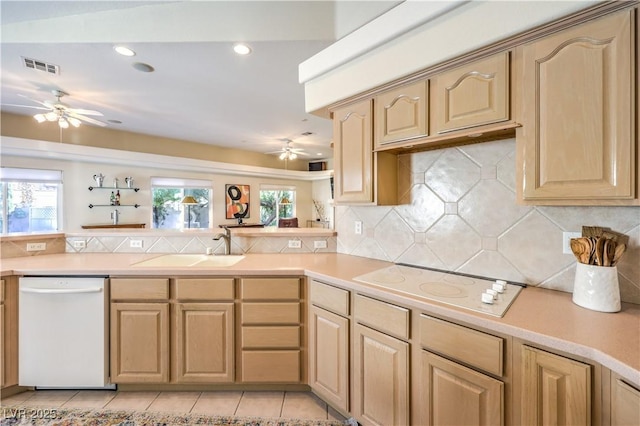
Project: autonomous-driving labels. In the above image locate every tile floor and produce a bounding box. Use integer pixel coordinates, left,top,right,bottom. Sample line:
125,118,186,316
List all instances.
0,390,345,421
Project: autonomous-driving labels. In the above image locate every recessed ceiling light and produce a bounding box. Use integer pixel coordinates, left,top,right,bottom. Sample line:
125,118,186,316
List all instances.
233,43,252,55
316,153,323,156
114,45,136,57
132,62,154,73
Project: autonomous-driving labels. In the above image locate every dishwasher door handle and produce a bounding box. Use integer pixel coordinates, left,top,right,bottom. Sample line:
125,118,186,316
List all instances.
20,287,103,294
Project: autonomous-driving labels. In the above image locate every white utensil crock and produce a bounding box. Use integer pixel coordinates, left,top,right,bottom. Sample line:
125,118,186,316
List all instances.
572,263,620,313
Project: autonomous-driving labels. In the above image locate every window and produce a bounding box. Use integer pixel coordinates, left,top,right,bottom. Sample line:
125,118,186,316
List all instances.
151,177,211,229
260,185,296,227
0,167,63,234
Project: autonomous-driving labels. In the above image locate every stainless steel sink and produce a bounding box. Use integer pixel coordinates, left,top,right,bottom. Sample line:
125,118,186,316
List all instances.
132,254,245,268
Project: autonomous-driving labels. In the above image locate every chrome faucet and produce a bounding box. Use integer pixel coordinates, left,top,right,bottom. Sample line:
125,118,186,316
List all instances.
213,227,231,255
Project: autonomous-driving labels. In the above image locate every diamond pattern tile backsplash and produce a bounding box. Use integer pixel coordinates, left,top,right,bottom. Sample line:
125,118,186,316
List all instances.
336,138,640,304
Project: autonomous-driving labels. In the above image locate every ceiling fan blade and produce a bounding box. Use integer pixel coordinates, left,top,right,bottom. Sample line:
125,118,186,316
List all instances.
68,108,103,116
67,112,107,127
1,103,51,111
17,94,51,108
265,150,285,155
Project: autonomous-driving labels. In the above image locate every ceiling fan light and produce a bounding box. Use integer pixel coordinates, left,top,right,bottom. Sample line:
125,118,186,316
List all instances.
34,114,46,123
290,153,297,160
45,111,58,121
58,118,69,129
279,152,287,160
68,117,81,127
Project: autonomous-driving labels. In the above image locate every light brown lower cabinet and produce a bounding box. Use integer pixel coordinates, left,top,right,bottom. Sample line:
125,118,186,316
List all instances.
110,302,170,383
172,302,234,383
309,305,349,412
420,351,504,426
521,345,591,425
238,277,303,384
1,277,19,390
611,374,640,425
353,324,409,426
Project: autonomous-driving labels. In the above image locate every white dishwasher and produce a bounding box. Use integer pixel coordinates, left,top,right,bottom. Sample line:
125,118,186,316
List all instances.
19,276,111,388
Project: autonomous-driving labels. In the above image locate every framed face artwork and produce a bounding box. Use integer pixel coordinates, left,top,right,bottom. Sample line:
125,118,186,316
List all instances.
225,184,250,219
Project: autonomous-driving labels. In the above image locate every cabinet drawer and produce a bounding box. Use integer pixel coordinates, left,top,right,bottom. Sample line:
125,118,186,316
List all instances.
420,315,504,376
242,326,300,348
354,294,409,340
241,303,300,325
111,278,169,300
310,280,349,316
240,278,300,300
240,350,300,382
173,278,234,300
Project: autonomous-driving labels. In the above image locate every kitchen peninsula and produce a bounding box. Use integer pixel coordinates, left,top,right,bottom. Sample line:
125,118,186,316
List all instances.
1,251,638,425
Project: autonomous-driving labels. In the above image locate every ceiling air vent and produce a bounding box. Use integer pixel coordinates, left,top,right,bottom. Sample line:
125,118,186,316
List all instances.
22,57,60,75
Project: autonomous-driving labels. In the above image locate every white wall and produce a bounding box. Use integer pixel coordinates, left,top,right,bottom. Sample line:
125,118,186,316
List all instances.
2,155,314,232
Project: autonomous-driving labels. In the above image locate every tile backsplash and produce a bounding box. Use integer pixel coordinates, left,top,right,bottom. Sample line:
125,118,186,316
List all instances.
335,138,640,304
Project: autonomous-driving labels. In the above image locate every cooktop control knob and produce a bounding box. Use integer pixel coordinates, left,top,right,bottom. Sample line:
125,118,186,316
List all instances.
481,292,495,304
493,280,507,293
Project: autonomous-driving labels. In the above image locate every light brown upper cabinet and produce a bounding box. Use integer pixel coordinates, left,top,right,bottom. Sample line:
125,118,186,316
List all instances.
374,80,429,147
332,100,397,205
431,52,510,134
516,10,637,205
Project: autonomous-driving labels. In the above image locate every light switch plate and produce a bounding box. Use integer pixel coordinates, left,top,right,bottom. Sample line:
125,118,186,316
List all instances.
73,240,86,249
314,240,327,249
288,240,302,249
354,220,363,235
26,242,46,251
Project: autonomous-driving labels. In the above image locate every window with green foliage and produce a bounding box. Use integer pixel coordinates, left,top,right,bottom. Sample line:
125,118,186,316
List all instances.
0,167,62,234
260,186,295,227
151,177,211,229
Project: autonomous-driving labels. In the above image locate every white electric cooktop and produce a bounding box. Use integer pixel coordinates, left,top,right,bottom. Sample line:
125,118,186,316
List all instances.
353,264,524,317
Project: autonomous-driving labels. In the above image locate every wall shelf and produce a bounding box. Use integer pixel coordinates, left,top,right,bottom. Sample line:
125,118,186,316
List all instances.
89,204,140,209
89,186,140,192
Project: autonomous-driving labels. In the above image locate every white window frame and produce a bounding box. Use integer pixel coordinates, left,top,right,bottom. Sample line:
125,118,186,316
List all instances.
259,184,296,227
150,176,212,229
0,167,64,234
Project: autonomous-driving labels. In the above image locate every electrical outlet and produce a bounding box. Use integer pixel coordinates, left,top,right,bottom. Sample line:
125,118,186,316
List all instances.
130,239,143,248
314,240,327,249
73,240,86,249
288,240,302,249
26,242,46,252
562,232,581,254
354,220,363,235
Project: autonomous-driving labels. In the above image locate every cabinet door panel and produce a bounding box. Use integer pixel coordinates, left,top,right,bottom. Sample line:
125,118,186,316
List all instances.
375,80,428,146
421,351,503,426
240,350,300,383
353,324,409,426
611,375,640,426
520,11,634,201
309,306,349,412
110,303,169,383
0,304,4,388
333,100,373,203
173,303,234,383
521,345,591,425
432,52,509,133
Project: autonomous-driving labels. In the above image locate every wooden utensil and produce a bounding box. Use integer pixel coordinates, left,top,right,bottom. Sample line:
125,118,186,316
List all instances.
570,239,586,263
612,243,626,266
578,238,593,264
594,237,606,266
602,239,613,266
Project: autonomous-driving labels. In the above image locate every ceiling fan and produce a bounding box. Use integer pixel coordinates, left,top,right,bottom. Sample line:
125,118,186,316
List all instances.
3,89,107,128
265,139,310,160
